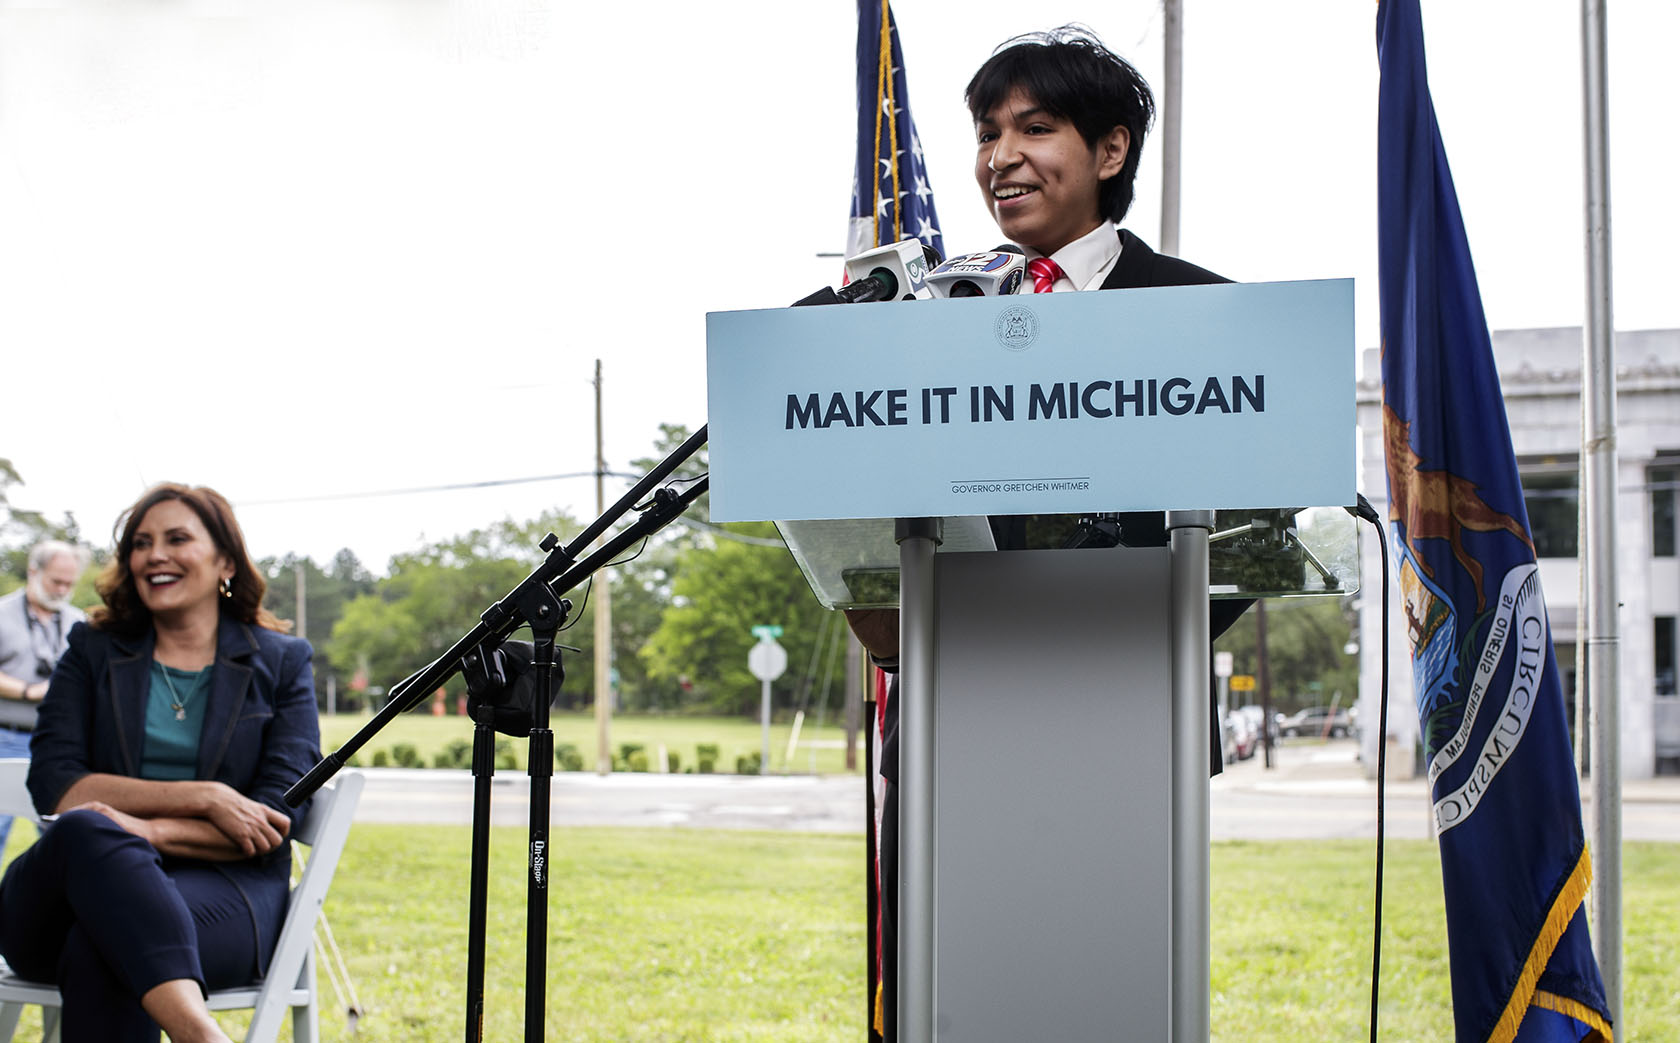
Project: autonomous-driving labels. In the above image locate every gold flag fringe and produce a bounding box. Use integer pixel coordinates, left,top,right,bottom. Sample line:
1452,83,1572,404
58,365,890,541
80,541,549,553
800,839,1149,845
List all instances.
1488,846,1611,1043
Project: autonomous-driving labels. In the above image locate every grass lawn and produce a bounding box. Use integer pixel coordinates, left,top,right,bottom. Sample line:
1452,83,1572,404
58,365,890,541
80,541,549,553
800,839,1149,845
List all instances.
320,711,864,776
3,826,1676,1041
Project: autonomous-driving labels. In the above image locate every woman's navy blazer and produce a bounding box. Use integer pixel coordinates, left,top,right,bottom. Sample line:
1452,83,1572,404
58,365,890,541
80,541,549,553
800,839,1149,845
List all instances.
27,615,321,877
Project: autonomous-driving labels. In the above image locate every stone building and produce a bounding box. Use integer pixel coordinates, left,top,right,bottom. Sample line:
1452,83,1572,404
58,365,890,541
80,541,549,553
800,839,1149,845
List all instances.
1356,327,1679,779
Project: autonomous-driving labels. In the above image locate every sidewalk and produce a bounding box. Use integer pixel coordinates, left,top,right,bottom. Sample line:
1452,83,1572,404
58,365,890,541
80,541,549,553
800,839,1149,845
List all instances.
1216,738,1680,805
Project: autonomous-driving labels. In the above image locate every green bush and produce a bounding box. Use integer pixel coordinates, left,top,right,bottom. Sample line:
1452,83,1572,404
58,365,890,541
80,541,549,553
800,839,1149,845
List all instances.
494,738,517,770
391,742,421,768
696,742,720,762
665,750,680,773
736,752,762,775
432,738,473,769
619,742,645,764
627,751,650,773
555,743,584,772
371,749,390,768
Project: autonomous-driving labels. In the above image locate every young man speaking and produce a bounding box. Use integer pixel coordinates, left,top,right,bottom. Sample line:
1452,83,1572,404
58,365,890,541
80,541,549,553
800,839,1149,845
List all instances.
858,27,1244,1042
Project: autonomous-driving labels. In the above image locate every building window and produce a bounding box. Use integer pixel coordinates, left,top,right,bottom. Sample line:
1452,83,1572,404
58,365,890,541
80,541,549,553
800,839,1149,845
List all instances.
1659,616,1677,698
1653,465,1677,558
1522,467,1579,559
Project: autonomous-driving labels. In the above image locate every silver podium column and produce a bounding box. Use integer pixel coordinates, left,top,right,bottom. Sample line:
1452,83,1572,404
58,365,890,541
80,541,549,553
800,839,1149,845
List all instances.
896,517,941,1042
1167,510,1214,1043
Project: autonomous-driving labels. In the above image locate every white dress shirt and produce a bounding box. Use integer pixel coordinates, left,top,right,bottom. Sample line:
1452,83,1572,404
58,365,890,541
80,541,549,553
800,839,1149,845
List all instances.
1023,220,1124,292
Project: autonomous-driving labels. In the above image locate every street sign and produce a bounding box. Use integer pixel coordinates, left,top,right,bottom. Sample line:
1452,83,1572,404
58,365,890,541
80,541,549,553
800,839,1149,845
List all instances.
1230,675,1256,692
748,640,788,682
749,632,788,776
1213,652,1234,679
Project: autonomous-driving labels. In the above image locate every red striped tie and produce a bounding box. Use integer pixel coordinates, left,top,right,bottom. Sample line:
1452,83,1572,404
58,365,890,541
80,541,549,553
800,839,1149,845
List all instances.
1028,257,1065,293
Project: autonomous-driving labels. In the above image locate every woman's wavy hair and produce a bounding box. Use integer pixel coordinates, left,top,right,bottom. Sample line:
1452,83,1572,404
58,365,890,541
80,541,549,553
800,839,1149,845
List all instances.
90,482,290,636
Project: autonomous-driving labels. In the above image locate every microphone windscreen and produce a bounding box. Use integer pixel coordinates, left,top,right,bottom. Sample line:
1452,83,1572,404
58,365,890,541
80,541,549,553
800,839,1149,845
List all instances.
925,249,1028,298
843,239,937,301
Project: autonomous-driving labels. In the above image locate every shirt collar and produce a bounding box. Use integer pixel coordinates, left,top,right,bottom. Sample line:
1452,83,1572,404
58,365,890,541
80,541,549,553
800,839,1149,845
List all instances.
1025,221,1121,291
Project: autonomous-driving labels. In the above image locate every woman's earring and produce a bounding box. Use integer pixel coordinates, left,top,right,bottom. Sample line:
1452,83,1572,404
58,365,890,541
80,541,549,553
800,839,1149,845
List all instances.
220,577,234,599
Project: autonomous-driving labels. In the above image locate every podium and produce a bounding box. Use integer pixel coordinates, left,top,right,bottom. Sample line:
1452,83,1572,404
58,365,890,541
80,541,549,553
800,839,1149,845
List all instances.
707,281,1356,1041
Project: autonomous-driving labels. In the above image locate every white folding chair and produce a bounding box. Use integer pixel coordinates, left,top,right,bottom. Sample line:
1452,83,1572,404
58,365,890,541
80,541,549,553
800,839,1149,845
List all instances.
0,759,35,831
0,764,365,1043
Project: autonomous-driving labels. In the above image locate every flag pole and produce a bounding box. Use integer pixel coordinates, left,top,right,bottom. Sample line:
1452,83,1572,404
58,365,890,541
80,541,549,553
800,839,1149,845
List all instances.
1579,0,1621,1023
1159,0,1183,256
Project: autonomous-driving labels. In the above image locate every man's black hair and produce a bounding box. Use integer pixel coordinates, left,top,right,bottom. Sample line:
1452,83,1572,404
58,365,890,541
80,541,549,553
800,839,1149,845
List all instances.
966,26,1156,224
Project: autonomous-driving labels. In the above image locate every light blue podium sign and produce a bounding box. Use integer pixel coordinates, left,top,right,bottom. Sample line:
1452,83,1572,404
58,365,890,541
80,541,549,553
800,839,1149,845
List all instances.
706,279,1354,523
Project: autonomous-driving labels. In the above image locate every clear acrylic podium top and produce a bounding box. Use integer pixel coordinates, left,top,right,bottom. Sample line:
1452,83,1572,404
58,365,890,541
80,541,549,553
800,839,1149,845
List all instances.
777,507,1361,609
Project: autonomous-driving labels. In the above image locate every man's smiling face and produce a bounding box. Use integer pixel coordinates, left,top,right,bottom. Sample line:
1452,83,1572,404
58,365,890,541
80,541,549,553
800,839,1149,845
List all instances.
973,86,1129,257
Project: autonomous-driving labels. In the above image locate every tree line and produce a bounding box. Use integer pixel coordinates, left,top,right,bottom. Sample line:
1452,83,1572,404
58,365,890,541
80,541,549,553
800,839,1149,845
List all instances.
258,426,844,719
2,447,1357,720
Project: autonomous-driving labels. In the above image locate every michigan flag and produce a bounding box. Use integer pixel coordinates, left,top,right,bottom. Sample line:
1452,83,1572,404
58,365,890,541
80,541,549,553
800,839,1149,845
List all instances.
849,0,943,260
1377,1,1612,1040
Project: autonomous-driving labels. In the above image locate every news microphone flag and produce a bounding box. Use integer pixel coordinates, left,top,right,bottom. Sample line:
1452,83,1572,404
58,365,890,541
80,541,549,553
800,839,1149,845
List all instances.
849,0,943,261
1376,2,1612,1041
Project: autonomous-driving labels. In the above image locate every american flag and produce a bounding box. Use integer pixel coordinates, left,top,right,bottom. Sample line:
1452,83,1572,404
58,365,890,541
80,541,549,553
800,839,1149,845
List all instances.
849,0,943,262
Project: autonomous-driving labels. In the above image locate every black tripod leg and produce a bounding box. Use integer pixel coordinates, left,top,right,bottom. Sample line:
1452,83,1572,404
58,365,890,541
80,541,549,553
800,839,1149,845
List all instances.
519,589,567,1043
524,722,554,1041
465,721,496,1042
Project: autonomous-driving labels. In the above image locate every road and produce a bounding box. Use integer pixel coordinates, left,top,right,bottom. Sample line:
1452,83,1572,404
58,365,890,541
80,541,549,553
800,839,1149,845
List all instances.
341,740,1680,841
352,769,867,833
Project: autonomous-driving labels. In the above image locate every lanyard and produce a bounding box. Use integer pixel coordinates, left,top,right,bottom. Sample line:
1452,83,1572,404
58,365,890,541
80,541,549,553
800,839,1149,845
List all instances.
24,595,63,664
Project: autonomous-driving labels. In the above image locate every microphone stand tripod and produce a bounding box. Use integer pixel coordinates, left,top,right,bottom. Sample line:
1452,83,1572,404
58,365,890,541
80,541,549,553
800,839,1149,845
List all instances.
285,425,709,1043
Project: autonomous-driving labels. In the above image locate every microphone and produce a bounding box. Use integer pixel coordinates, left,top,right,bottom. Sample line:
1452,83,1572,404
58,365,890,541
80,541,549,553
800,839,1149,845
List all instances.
790,239,942,307
838,239,942,302
926,245,1027,298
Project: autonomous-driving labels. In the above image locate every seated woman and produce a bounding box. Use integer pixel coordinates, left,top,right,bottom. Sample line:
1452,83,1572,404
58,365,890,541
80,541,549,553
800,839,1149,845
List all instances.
0,483,320,1043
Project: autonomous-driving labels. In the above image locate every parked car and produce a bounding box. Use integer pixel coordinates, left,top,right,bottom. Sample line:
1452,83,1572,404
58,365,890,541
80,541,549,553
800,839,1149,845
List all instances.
1279,705,1353,739
1235,704,1277,746
1220,713,1239,764
1221,709,1258,762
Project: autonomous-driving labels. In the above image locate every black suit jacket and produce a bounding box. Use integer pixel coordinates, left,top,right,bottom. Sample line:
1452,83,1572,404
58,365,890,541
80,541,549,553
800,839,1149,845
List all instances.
990,228,1231,553
1102,227,1227,290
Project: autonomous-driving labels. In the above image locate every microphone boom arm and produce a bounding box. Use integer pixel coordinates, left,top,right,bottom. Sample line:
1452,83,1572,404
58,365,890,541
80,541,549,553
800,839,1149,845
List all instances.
285,426,710,807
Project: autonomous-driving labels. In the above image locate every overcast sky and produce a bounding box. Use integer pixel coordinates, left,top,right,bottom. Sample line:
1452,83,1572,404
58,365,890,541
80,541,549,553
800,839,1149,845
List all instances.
2,0,1675,571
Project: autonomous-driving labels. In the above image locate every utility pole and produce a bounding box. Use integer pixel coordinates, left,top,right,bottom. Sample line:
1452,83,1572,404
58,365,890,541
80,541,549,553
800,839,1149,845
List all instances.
1159,0,1184,256
593,360,614,775
294,561,307,645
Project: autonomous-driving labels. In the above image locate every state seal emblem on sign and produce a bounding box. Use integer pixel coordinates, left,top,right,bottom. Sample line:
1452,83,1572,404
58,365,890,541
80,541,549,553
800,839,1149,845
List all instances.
993,305,1039,351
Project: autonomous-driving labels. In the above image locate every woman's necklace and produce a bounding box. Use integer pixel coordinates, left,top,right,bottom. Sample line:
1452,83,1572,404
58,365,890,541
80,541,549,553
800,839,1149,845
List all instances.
157,664,198,721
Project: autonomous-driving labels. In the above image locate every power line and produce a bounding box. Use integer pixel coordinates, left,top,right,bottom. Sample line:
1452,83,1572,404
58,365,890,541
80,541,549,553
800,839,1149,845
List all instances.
235,470,646,507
